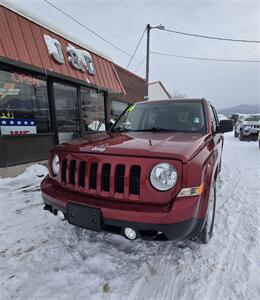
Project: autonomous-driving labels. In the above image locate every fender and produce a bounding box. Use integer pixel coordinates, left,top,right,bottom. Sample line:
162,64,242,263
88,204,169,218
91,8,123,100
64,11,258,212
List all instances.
184,136,219,219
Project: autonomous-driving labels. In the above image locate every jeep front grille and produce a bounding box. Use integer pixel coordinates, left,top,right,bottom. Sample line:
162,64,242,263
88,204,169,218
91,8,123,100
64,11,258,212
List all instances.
60,158,141,198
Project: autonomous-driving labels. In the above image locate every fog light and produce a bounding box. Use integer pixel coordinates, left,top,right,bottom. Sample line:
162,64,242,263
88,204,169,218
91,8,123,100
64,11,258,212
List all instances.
124,227,137,240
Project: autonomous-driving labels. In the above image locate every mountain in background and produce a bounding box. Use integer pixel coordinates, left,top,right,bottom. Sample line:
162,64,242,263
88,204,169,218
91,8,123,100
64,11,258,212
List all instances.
218,104,260,116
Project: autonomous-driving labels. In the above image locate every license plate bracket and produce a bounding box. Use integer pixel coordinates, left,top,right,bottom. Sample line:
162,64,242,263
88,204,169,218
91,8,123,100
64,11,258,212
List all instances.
67,203,102,231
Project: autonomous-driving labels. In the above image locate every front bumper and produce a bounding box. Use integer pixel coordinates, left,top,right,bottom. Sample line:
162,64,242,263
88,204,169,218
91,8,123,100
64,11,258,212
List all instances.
41,176,202,240
242,128,260,138
43,198,200,240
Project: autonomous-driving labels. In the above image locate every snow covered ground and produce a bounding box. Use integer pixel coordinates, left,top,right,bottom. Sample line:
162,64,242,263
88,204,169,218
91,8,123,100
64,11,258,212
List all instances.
0,132,259,300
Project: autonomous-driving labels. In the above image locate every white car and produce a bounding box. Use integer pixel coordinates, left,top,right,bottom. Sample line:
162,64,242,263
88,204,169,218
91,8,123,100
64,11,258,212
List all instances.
234,114,260,141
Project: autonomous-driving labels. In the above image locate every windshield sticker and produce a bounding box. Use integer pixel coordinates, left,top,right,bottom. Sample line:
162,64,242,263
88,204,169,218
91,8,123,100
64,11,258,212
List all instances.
127,104,136,112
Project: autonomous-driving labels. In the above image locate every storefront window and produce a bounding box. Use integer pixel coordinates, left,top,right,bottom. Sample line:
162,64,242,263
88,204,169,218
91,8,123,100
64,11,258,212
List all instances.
53,83,79,143
0,69,50,135
111,100,128,120
81,87,105,132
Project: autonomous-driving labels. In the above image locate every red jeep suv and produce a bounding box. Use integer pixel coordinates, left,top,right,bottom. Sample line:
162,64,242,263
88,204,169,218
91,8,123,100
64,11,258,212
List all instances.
41,99,233,243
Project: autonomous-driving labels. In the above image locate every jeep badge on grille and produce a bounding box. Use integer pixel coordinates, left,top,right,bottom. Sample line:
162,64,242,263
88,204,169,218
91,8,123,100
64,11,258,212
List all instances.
91,146,106,152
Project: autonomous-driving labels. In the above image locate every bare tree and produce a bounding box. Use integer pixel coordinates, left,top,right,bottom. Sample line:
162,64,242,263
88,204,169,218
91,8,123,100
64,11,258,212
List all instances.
171,91,186,98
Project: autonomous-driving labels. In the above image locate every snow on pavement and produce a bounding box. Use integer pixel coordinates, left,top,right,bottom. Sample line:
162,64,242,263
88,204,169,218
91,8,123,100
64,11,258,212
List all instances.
0,133,259,300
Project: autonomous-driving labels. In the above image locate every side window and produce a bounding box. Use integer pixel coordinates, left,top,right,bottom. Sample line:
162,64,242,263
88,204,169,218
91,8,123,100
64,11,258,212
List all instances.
211,106,219,126
209,106,218,132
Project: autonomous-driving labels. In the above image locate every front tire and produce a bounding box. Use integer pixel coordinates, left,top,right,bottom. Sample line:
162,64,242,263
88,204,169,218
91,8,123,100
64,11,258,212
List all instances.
239,131,245,141
198,181,216,244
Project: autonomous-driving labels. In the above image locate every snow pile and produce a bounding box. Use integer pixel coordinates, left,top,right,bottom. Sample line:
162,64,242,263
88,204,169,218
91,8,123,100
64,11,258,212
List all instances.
0,134,259,300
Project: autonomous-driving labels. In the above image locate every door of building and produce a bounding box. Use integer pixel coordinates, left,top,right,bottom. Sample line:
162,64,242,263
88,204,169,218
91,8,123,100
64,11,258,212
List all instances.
53,82,79,144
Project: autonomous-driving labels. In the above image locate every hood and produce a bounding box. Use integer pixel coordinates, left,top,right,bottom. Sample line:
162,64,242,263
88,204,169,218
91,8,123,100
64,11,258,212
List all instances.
54,131,209,163
243,121,260,125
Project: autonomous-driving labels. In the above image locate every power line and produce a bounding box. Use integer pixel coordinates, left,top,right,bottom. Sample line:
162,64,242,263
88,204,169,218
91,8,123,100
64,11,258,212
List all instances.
127,28,146,68
134,55,147,72
151,51,260,63
119,0,143,27
162,28,260,44
43,0,136,59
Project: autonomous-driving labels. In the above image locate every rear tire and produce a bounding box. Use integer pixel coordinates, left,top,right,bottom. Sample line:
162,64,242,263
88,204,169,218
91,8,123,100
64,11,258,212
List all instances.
198,181,216,244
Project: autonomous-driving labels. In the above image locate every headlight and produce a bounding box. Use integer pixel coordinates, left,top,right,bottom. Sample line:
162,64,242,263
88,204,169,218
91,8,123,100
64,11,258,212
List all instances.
150,163,178,191
51,154,60,176
244,126,251,130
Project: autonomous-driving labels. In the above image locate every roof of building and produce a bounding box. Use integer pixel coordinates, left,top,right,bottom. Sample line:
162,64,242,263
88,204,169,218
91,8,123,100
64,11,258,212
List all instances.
149,80,171,99
1,1,112,62
0,3,124,94
114,64,147,82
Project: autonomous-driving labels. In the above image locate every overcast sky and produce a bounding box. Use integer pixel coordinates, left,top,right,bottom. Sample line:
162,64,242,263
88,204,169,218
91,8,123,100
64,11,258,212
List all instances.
2,0,260,109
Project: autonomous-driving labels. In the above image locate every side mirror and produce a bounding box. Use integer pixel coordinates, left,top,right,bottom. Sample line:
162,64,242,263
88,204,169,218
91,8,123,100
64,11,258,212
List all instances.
218,119,233,133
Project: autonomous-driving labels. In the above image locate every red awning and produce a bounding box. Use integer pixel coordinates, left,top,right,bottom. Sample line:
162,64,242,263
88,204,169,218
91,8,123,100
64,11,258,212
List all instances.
0,5,125,95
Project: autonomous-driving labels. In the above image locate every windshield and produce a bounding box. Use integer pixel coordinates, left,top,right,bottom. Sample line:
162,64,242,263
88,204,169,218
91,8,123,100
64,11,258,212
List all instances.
112,101,206,133
244,115,260,122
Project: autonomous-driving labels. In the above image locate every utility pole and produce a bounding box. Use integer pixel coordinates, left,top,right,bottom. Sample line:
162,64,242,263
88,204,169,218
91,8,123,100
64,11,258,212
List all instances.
145,24,165,83
146,24,151,83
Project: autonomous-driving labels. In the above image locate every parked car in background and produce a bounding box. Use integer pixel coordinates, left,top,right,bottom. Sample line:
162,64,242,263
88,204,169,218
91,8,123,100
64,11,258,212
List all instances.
234,114,260,140
41,98,233,244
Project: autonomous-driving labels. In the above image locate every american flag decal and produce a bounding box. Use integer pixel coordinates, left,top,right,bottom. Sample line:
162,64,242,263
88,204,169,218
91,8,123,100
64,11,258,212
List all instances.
0,119,37,135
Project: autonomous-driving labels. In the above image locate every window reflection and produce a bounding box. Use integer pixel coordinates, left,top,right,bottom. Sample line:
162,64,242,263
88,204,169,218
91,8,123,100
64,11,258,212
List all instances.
0,70,51,133
53,83,79,143
81,87,105,132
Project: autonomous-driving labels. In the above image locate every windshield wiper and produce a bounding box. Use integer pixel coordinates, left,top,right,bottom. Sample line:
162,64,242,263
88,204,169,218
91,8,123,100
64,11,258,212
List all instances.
112,127,131,132
133,127,177,132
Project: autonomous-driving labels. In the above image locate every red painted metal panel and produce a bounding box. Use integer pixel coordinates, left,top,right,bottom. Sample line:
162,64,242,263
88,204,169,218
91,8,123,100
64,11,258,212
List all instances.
18,16,43,69
95,55,106,90
105,61,118,92
111,63,126,95
0,5,124,94
107,61,120,92
5,12,31,64
0,7,18,61
90,55,102,87
99,59,110,90
0,39,5,57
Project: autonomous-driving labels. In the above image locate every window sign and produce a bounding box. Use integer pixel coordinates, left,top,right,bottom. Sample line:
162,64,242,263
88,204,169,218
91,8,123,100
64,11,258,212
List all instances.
0,83,20,100
0,69,51,134
0,118,37,135
11,72,40,87
44,34,96,75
